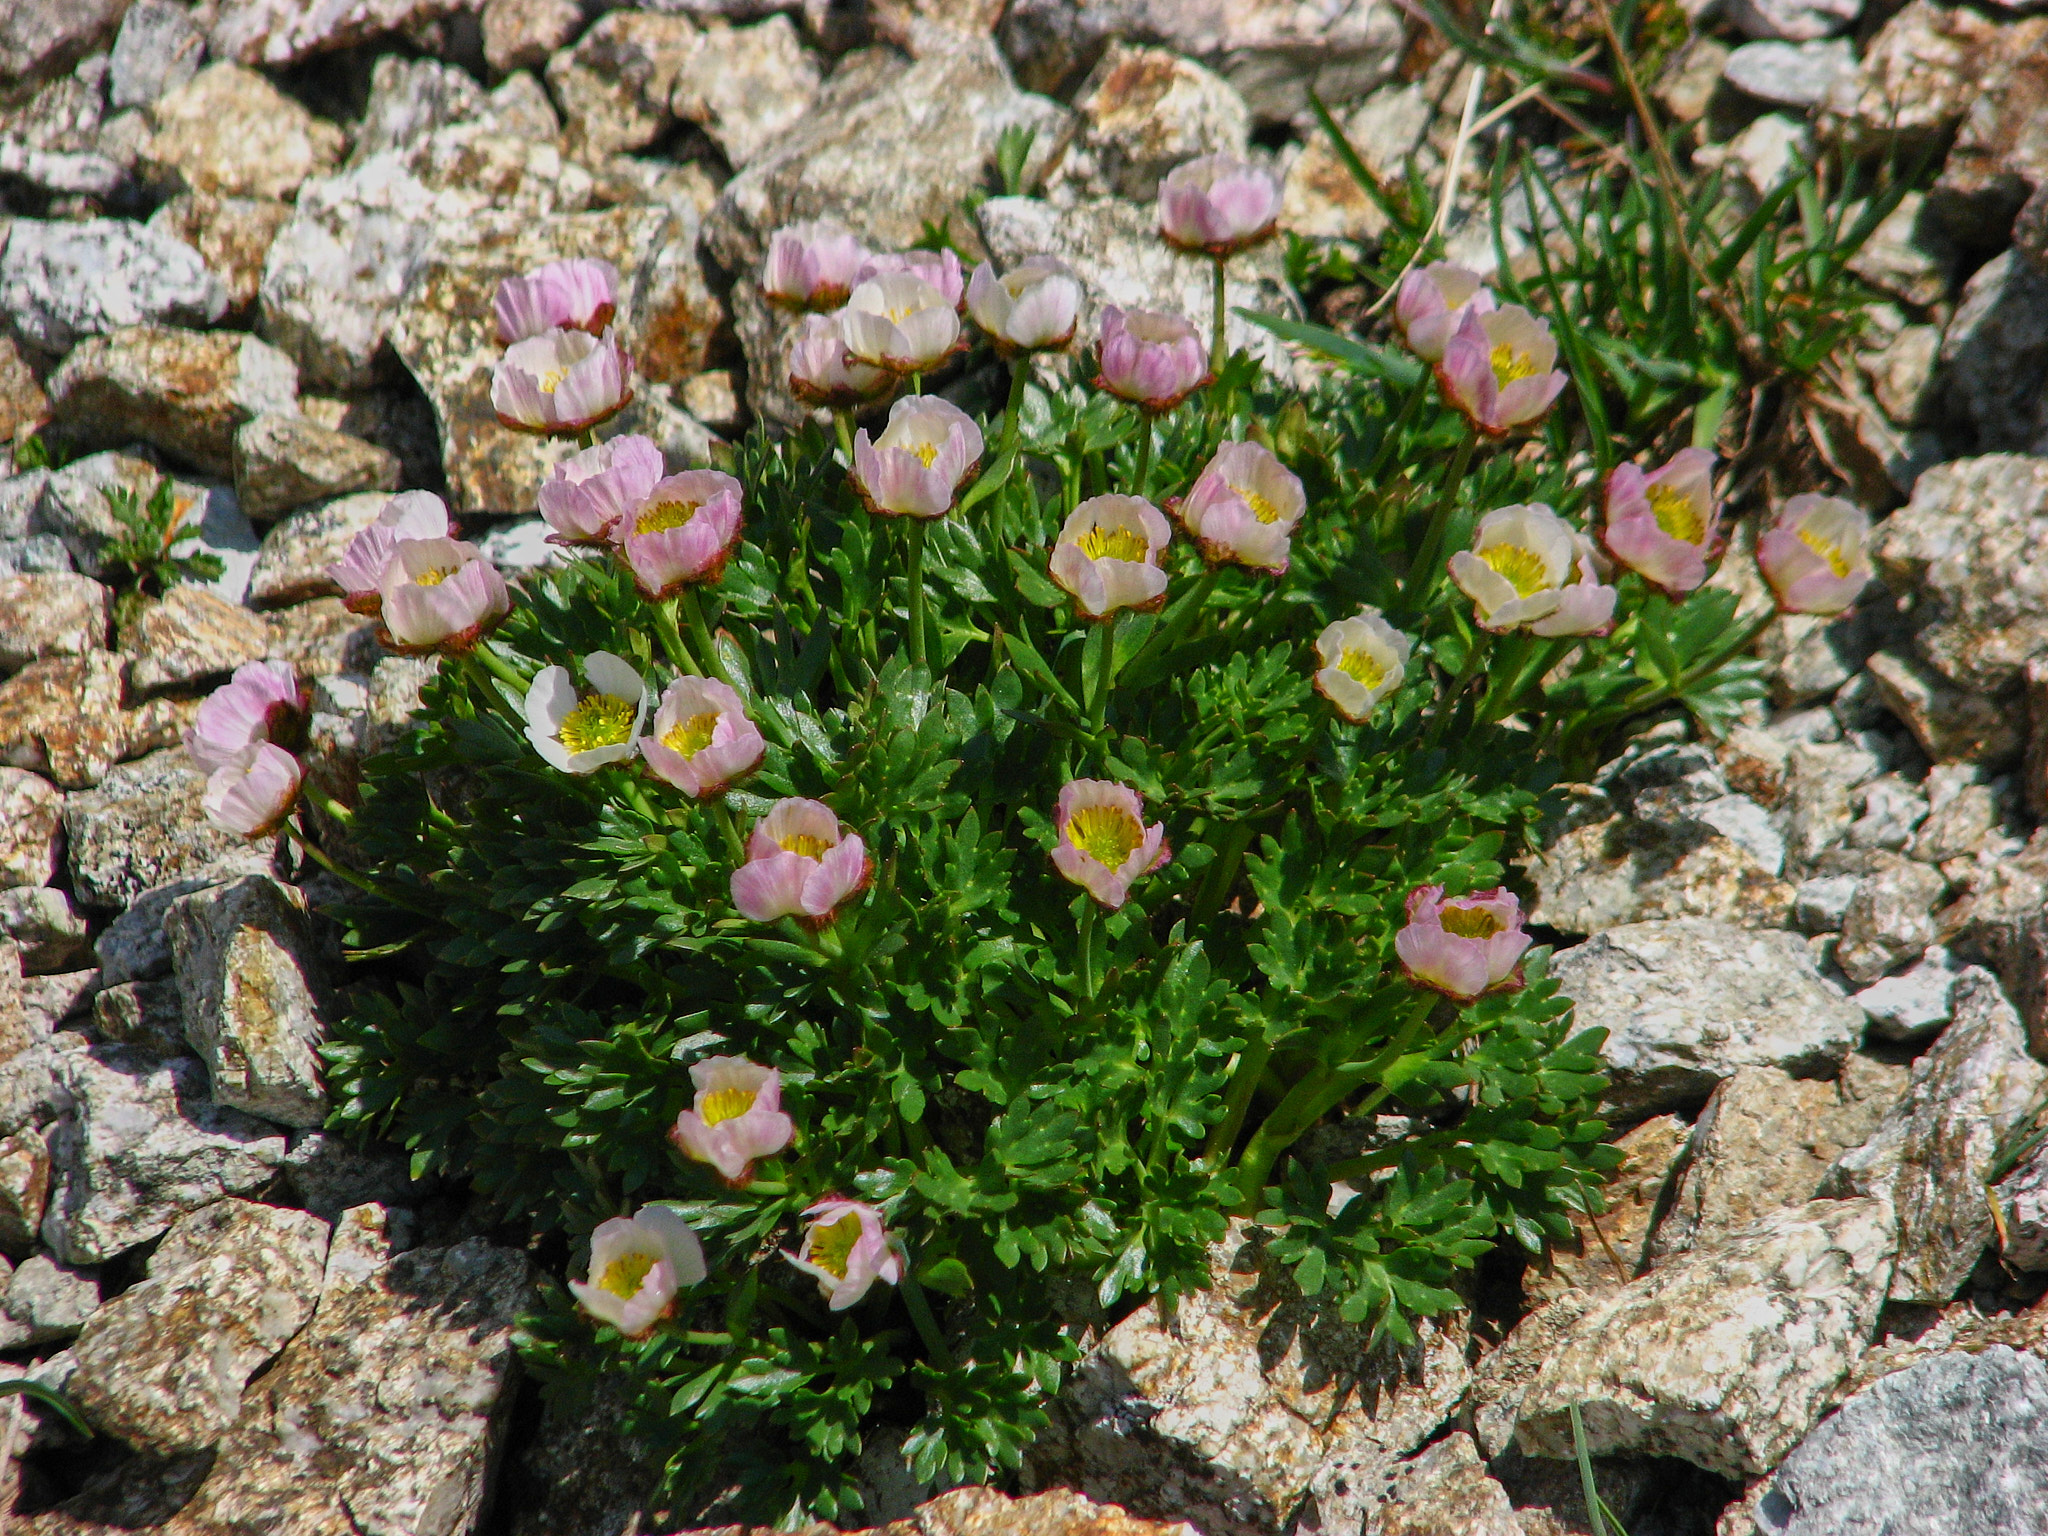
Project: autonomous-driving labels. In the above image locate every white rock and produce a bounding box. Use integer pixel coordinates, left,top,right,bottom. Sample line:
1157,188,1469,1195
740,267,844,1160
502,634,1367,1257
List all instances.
0,219,226,356
1853,946,1959,1040
1723,39,1857,108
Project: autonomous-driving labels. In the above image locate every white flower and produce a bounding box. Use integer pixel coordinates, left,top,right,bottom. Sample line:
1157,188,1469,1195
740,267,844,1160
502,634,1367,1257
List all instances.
523,651,649,773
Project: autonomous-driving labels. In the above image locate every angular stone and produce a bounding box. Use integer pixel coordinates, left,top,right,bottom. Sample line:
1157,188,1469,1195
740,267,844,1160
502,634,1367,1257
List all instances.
209,0,467,65
278,1131,420,1223
0,770,61,892
1514,1197,1896,1478
0,1129,51,1254
1858,321,1943,430
146,192,294,317
0,572,111,673
93,976,188,1055
1362,1434,1519,1536
263,595,376,679
0,0,128,86
1526,814,1795,937
166,875,329,1129
1845,192,1956,310
125,584,273,695
1822,969,2048,1304
1782,737,1883,869
62,748,273,911
0,885,90,973
1525,1114,1689,1309
140,63,344,202
670,14,821,170
1052,43,1250,202
1835,851,1948,984
349,53,498,163
0,219,227,358
1942,256,2048,457
0,651,127,789
69,1199,328,1454
25,450,156,577
1552,920,1865,1120
1996,1140,2048,1271
96,877,191,984
482,0,583,74
1925,17,2048,249
232,411,400,523
40,1045,290,1265
1819,0,2007,151
0,336,50,444
246,490,392,608
1,1252,100,1347
1914,765,2009,862
1854,946,1961,1040
1725,0,1857,41
48,325,299,481
1864,650,2018,768
546,10,700,157
1723,39,1856,109
110,0,207,111
1279,79,1434,246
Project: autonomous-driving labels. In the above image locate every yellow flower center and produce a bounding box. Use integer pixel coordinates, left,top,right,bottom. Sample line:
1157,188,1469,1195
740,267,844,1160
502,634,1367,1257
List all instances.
636,499,701,535
1079,524,1149,563
699,1086,756,1125
779,833,831,859
1648,483,1705,545
1490,344,1538,386
885,301,923,324
1239,485,1283,524
412,564,456,588
1480,542,1552,597
537,367,569,395
1336,645,1388,689
909,439,941,468
662,711,721,759
1068,804,1144,868
808,1211,865,1279
1440,903,1505,939
598,1249,655,1298
558,694,636,755
1798,526,1852,577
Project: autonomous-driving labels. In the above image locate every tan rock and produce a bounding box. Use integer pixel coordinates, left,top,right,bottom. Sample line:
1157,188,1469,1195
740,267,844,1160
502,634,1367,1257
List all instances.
263,596,376,679
545,10,699,158
0,573,111,672
0,652,127,789
1527,816,1796,936
1820,0,2009,151
870,0,1007,54
1054,43,1250,202
670,15,822,170
1467,1291,1598,1460
125,584,273,695
0,1129,51,1255
0,334,51,443
246,491,390,609
209,0,469,65
1525,1114,1690,1308
1364,1433,1520,1536
1867,648,2022,766
482,0,583,75
142,63,345,200
0,769,63,890
232,412,400,522
61,747,273,911
146,192,293,315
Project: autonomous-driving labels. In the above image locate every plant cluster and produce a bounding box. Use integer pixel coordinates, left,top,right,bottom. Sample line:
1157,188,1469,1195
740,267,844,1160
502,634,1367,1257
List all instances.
179,121,1881,1518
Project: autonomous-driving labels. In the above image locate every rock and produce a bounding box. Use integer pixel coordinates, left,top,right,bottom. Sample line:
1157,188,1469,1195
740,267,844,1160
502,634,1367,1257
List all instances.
0,652,127,789
1526,813,1795,936
168,1206,533,1534
1845,773,1930,853
1525,1114,1689,1308
1782,737,1883,868
1996,1140,2048,1271
0,0,128,86
263,595,376,678
68,1199,328,1454
110,0,206,111
0,337,50,444
1050,43,1250,203
125,585,273,695
869,0,1007,54
1914,765,2010,862
0,537,73,577
1845,193,1956,309
0,219,227,358
139,63,344,203
246,490,393,608
165,875,329,1129
474,517,565,576
1513,1197,1896,1478
546,9,700,158
482,0,583,74
1854,946,1961,1040
1363,1434,1519,1536
1819,0,2006,151
11,966,97,1039
97,878,220,988
1725,0,1858,41
1940,256,2048,458
1821,969,2048,1304
0,572,109,673
1795,873,1861,932
1649,1061,1907,1264
94,976,189,1054
1551,920,1865,1119
501,1372,663,1536
48,325,299,481
0,1129,51,1254
0,769,63,890
1858,321,1943,432
209,0,467,65
1924,17,2048,249
670,15,822,170
1836,851,1949,984
40,1045,290,1265
678,1487,1204,1536
1023,1224,1468,1536
1467,1293,1598,1462
1723,39,1856,109
25,450,156,577
278,1131,420,1223
1279,79,1435,247
62,747,274,911
232,412,400,523
1,1252,100,1347
0,886,91,973
1755,1347,2048,1535
146,192,294,317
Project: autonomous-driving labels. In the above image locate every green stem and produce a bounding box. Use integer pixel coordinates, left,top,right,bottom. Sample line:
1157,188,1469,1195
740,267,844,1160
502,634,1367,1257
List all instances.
1210,255,1228,378
469,643,532,699
1364,365,1434,487
1400,429,1479,616
678,587,733,688
1186,817,1255,933
654,598,701,676
300,784,354,824
1000,355,1030,459
1088,621,1117,737
1611,602,1777,718
281,817,432,915
905,519,929,674
713,798,749,863
1076,902,1100,1000
678,1330,735,1348
897,1268,956,1369
1203,1022,1272,1164
743,1179,788,1197
833,409,856,466
1131,410,1154,500
616,772,657,820
1421,634,1489,754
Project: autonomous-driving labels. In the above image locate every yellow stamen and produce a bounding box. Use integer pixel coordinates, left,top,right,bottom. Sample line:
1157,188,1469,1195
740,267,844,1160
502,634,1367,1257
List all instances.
699,1086,756,1125
1480,542,1552,597
1068,804,1143,868
909,439,940,468
1240,486,1283,524
662,710,721,759
807,1211,864,1279
412,565,456,587
636,499,701,535
598,1250,655,1298
779,833,831,859
1440,903,1504,939
1336,646,1387,689
1079,524,1149,563
1490,344,1538,386
1797,526,1852,577
1648,483,1705,545
537,367,569,395
557,694,636,755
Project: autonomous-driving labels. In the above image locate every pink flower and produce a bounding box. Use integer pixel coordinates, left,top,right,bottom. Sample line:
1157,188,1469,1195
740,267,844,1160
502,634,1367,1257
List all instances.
1313,609,1411,724
787,312,893,410
1531,539,1618,639
783,1198,901,1311
856,248,965,310
1157,153,1281,256
1049,494,1171,620
1394,885,1531,1001
537,434,665,547
1096,307,1209,413
1173,440,1304,575
1758,495,1874,616
967,257,1081,355
1050,779,1169,911
184,660,307,772
850,395,983,519
568,1205,706,1338
377,536,511,655
841,273,961,375
729,798,870,925
494,258,619,345
638,676,764,798
326,491,452,615
1437,306,1568,436
491,326,634,437
763,220,869,311
201,743,302,838
1602,449,1721,595
1448,504,1580,633
669,1056,795,1184
614,469,744,601
1393,263,1494,363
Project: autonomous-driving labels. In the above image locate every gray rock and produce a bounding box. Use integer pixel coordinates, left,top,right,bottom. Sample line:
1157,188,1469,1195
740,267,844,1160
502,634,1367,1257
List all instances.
1755,1347,2048,1535
1279,77,1436,247
1820,969,2047,1304
92,976,188,1055
1818,0,2005,151
232,411,400,523
0,220,228,358
1050,42,1251,203
166,480,263,608
62,748,273,912
1924,17,2048,251
0,651,127,790
1793,873,1861,932
1914,765,2010,862
1361,1433,1518,1536
1854,946,1960,1040
1525,1113,1690,1309
140,62,345,201
0,1129,51,1254
1941,256,2048,459
1726,0,1859,40
166,875,330,1129
0,1252,99,1347
1844,773,1929,853
69,1198,328,1454
279,1131,420,1223
1836,851,1948,985
1866,648,2021,767
1846,192,1957,310
349,54,488,165
1781,737,1884,869
482,0,582,74
1858,321,1943,431
25,450,156,578
0,472,52,540
94,875,219,987
1723,39,1856,108
474,517,565,576
0,572,111,672
0,0,128,87
209,0,469,66
0,536,75,577
109,0,205,111
1513,1197,1896,1478
1552,919,1865,1119
545,10,711,156
0,886,90,974
0,768,63,890
246,490,391,608
1468,1292,1598,1461
148,190,295,317
669,14,822,170
125,584,273,695
1995,1139,2048,1271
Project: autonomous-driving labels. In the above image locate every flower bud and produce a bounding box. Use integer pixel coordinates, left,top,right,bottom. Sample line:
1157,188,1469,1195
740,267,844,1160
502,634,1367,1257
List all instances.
1048,494,1171,620
523,651,648,774
537,434,665,547
850,395,983,519
729,798,870,925
1394,885,1531,1001
1173,440,1304,575
1393,263,1494,363
1050,779,1169,911
840,274,961,376
1757,494,1874,616
787,312,893,410
326,491,452,615
613,470,745,602
569,1205,707,1337
784,1198,901,1311
1602,449,1721,595
494,258,619,345
201,743,302,838
185,660,308,772
966,257,1081,355
1436,306,1567,436
1096,306,1208,413
1312,609,1411,724
1157,153,1281,257
638,676,765,799
491,326,633,437
763,220,869,312
670,1057,795,1184
377,537,510,655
